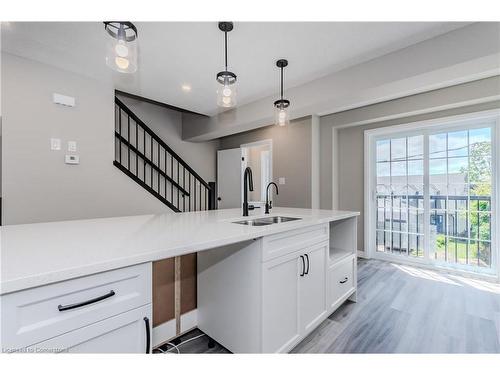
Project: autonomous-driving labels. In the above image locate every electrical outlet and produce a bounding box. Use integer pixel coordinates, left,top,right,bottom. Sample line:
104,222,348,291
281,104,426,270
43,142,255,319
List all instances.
50,138,61,151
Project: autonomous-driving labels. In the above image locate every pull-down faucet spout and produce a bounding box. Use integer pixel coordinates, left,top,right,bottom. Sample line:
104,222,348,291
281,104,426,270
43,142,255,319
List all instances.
243,167,254,216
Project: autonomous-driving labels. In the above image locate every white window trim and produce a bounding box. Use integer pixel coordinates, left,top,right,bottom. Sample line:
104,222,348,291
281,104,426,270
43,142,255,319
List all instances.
364,108,500,281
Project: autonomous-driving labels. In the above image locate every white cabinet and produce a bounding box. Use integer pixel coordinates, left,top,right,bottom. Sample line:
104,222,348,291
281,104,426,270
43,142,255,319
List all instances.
262,241,328,353
328,255,356,311
198,224,334,353
262,250,301,353
27,305,152,354
1,263,152,353
299,244,327,335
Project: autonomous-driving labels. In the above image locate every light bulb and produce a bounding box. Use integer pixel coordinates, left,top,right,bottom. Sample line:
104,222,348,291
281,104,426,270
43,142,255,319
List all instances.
114,40,129,57
222,96,232,105
115,56,130,70
222,86,232,97
275,107,289,127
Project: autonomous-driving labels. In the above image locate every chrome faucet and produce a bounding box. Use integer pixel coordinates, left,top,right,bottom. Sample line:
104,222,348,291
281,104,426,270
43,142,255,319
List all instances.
265,182,279,214
242,167,254,216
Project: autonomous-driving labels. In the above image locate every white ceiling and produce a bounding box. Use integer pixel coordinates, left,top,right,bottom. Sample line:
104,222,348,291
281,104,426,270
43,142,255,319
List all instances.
1,22,470,115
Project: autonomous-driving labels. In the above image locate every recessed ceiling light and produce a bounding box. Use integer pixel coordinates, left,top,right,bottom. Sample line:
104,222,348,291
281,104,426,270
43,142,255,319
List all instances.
181,84,192,92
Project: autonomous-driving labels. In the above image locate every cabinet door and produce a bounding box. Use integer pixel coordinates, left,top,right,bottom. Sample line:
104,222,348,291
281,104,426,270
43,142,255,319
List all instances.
299,242,328,335
262,252,302,353
27,304,152,353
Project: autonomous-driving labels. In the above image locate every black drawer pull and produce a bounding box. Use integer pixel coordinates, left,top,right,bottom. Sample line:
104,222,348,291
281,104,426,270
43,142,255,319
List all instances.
339,277,349,284
58,290,115,311
299,255,305,277
304,254,310,275
144,317,151,354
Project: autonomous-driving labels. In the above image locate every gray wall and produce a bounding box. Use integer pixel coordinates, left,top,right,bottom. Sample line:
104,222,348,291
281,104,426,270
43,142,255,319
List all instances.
219,117,313,209
1,53,216,225
320,81,500,252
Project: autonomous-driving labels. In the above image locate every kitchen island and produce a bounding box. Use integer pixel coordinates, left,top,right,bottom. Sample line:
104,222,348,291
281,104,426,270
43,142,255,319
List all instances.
0,207,359,353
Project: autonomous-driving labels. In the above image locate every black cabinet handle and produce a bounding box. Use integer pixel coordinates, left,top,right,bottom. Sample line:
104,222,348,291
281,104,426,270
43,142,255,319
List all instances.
339,277,348,284
144,317,151,354
299,255,305,277
304,254,310,275
58,290,115,311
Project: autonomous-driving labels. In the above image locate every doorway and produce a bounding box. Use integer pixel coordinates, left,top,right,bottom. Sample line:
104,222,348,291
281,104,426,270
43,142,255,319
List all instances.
240,140,273,208
365,110,499,276
216,139,273,210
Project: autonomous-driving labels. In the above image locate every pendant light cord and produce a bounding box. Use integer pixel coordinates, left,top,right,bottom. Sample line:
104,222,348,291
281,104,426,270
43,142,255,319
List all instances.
224,31,228,71
280,66,284,100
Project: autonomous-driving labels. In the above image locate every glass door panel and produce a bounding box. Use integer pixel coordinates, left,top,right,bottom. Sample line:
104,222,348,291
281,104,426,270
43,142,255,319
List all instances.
375,135,424,258
429,127,492,269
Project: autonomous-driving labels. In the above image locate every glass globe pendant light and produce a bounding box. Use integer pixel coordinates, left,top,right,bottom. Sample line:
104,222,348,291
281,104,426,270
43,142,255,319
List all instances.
104,22,138,73
216,22,237,108
274,59,290,126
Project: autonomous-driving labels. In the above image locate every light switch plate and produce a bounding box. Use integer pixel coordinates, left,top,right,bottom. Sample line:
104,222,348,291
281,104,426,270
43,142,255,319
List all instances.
279,177,286,185
68,141,77,152
65,154,80,165
50,138,61,151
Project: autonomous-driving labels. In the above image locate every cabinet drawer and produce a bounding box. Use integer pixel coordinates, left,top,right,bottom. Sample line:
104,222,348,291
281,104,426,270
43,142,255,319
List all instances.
262,223,328,262
25,304,152,354
1,263,152,350
328,255,355,309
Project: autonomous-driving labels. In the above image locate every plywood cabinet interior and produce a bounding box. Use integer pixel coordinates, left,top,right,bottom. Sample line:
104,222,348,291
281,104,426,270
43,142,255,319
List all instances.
180,253,197,314
152,258,175,327
152,253,197,344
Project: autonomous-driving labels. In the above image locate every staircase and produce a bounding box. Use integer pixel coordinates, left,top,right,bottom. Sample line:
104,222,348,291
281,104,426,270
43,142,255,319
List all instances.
113,96,215,213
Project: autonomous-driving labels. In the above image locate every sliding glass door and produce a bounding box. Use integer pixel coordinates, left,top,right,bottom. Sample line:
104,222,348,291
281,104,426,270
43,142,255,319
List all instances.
428,127,493,268
369,113,497,275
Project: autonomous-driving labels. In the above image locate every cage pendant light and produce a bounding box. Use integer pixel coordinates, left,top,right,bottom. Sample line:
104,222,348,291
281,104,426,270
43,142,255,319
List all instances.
216,22,237,108
104,22,138,74
274,59,290,126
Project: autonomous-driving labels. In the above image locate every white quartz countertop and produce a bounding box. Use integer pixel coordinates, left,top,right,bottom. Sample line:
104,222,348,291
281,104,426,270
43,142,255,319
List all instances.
0,207,359,295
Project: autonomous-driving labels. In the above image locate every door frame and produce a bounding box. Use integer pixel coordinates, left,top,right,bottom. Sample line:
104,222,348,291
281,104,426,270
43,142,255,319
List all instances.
240,139,273,205
364,109,500,280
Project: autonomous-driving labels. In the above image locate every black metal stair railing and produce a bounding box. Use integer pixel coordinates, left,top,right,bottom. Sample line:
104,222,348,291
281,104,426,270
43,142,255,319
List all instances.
114,96,214,213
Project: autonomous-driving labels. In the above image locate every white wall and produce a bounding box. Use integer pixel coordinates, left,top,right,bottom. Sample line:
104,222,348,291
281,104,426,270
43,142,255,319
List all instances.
1,53,216,225
116,95,218,182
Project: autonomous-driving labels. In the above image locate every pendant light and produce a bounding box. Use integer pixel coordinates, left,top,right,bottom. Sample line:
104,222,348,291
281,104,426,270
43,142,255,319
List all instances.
104,22,138,73
216,22,237,108
274,59,290,126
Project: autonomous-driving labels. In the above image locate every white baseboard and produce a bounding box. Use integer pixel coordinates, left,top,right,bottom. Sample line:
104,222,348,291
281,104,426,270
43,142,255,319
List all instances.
181,309,198,332
152,319,176,348
357,250,369,259
152,309,198,348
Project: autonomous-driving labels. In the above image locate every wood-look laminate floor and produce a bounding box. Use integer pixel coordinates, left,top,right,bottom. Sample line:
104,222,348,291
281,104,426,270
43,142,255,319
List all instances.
155,259,500,354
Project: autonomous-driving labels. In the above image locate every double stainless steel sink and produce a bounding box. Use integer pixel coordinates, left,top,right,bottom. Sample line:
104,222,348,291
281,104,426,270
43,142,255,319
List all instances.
233,216,301,226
